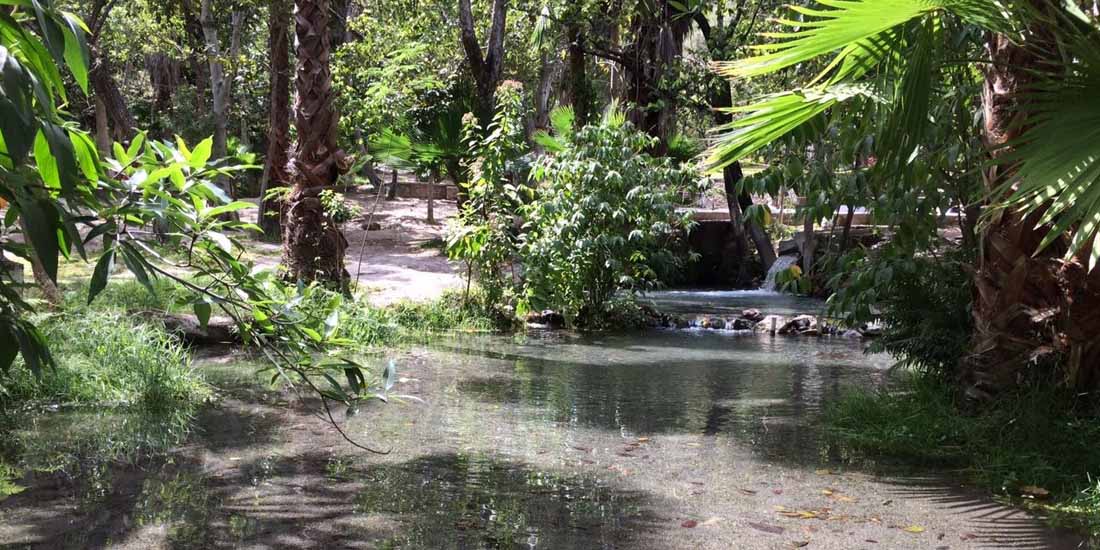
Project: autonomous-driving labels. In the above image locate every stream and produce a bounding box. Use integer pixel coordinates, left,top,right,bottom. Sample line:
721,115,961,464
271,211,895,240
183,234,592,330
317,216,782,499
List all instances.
0,293,1083,549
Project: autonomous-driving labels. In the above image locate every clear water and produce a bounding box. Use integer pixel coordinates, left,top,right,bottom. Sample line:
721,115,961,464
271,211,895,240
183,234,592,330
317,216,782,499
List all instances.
2,294,1073,549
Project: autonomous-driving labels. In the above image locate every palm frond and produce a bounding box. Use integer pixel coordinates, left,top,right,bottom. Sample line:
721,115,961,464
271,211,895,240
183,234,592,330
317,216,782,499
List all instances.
716,0,1000,79
705,85,879,169
999,48,1100,270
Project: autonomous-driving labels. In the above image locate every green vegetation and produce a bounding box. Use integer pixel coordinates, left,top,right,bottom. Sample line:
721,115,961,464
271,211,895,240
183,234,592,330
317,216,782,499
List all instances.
1,312,209,410
826,376,1100,541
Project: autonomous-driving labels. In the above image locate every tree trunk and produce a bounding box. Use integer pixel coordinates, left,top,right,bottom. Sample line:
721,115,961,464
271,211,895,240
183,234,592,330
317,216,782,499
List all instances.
259,0,292,240
965,29,1100,396
740,191,777,270
200,0,229,161
529,50,559,142
90,52,135,144
457,0,506,121
801,209,816,276
566,26,590,126
721,163,754,285
427,169,437,224
282,0,349,285
94,94,111,153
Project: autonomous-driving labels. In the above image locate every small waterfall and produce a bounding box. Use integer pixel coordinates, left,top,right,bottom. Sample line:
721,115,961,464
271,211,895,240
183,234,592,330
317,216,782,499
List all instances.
761,255,800,292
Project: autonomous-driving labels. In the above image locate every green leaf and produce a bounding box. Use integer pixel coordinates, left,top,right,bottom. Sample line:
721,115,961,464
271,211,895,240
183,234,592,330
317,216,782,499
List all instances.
190,136,213,168
60,13,88,93
194,300,212,330
203,200,254,219
119,244,156,296
126,131,145,161
18,197,60,282
0,324,17,374
33,129,59,188
87,247,114,304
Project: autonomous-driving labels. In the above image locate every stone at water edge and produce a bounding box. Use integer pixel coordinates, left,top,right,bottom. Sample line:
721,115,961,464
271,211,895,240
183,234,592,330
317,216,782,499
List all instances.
778,315,817,335
754,315,785,333
741,308,765,323
842,329,864,339
524,310,566,329
731,318,756,331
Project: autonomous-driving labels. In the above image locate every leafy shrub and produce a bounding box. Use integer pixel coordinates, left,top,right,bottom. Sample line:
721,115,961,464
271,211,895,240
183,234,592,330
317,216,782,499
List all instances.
446,83,529,307
0,312,209,412
320,189,363,226
520,105,697,326
827,247,973,378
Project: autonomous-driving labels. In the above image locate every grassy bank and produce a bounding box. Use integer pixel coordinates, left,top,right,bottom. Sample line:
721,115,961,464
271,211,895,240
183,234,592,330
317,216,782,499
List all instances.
825,375,1100,542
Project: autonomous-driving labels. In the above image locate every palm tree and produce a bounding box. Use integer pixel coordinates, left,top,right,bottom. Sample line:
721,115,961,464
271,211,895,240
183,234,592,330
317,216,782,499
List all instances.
282,0,349,283
258,0,292,240
706,0,1100,394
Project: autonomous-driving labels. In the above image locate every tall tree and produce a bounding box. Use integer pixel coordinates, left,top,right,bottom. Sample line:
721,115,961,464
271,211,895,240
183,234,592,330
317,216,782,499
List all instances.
259,0,293,239
457,0,507,120
200,0,231,160
282,0,349,283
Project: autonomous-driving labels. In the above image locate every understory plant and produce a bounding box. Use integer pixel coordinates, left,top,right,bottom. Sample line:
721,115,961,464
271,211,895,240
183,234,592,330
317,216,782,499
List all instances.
520,104,697,326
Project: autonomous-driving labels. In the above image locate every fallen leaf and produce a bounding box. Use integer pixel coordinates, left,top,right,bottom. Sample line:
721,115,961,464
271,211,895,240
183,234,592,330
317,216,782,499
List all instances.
821,489,834,496
902,525,925,534
681,520,698,528
699,517,722,527
637,437,650,443
738,488,758,495
747,521,785,535
959,533,978,541
880,499,893,506
790,541,809,548
814,469,837,475
572,446,592,453
773,489,784,495
864,539,878,544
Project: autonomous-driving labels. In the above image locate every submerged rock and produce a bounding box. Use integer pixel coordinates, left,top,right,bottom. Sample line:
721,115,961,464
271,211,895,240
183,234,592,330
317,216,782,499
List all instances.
731,318,756,331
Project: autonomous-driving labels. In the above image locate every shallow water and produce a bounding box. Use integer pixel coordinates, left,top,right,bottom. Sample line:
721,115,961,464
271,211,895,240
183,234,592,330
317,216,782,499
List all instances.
640,289,825,317
0,295,1081,549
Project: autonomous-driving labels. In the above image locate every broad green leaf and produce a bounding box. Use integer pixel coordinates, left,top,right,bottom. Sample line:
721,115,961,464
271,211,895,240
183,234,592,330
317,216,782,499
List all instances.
18,197,60,282
194,300,212,330
190,136,213,168
87,247,114,304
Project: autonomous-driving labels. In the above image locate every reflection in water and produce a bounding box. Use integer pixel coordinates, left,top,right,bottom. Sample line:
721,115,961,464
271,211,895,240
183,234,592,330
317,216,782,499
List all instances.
356,453,658,549
444,330,890,462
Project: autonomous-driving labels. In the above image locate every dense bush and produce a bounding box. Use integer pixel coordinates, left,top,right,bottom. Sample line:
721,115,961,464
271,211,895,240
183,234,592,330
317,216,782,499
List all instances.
519,106,697,326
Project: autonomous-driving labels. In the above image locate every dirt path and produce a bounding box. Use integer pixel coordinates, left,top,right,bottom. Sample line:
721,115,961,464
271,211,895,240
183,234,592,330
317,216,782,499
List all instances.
243,193,464,306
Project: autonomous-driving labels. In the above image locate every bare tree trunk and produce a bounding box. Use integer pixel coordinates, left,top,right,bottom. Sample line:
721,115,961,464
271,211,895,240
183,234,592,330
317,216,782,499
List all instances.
90,54,135,144
566,26,590,126
427,169,437,224
529,50,559,141
200,0,230,161
94,95,111,153
839,204,855,253
801,209,816,275
259,0,292,240
721,163,754,285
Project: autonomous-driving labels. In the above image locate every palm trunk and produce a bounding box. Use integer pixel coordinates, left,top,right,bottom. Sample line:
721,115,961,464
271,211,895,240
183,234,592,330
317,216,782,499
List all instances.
282,0,348,284
259,0,291,240
966,28,1100,396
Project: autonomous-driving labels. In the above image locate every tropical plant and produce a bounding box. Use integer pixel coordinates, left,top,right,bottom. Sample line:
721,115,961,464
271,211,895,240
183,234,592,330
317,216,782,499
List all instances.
521,104,697,325
281,0,349,284
445,82,529,306
705,0,1100,395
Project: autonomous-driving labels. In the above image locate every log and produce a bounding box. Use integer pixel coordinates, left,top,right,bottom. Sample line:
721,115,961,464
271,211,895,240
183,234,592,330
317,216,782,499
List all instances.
142,311,241,345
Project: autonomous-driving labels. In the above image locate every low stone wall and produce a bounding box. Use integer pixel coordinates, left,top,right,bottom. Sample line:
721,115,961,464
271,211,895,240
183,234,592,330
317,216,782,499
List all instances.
389,182,459,200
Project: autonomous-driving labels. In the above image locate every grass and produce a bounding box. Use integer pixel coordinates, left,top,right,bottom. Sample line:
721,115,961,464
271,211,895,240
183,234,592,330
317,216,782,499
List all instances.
825,374,1100,542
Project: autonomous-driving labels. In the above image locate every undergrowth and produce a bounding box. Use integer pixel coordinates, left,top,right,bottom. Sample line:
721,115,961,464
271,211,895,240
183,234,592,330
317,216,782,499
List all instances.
825,374,1100,542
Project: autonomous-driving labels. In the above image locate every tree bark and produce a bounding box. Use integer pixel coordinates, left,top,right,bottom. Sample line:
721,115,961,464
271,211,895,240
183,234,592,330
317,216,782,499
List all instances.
200,0,230,161
565,26,590,127
739,190,777,270
966,27,1100,396
721,163,754,285
457,0,507,121
89,52,135,144
282,0,349,285
259,0,292,240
